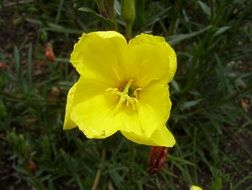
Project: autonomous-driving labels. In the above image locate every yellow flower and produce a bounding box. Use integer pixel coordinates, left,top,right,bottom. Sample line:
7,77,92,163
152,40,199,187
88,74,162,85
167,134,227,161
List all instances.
190,185,203,190
63,31,177,147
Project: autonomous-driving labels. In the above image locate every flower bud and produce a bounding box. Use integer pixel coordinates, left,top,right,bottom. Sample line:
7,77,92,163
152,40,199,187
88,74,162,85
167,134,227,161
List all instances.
190,185,202,190
121,0,135,40
121,0,135,24
147,146,168,174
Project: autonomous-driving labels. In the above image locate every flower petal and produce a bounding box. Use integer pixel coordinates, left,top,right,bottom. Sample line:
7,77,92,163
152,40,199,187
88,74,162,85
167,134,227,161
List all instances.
126,33,176,87
74,76,111,102
70,94,119,139
136,82,172,137
70,31,127,86
121,125,176,147
63,76,110,130
117,109,143,136
63,82,78,130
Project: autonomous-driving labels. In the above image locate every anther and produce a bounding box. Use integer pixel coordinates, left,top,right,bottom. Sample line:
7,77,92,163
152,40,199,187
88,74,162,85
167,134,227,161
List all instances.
134,88,142,99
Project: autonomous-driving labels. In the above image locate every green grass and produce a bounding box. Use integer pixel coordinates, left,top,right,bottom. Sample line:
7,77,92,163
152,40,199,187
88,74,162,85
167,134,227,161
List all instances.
0,0,252,189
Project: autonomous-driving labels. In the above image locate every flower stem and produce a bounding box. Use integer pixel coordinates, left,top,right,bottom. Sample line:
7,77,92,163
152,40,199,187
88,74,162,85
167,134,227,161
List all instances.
91,149,106,190
125,22,132,41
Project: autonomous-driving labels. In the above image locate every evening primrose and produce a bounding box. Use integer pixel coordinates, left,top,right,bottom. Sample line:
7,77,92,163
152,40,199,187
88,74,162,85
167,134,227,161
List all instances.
64,31,177,147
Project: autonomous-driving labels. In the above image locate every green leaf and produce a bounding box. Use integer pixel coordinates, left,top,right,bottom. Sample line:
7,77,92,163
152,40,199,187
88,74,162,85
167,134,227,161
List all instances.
26,18,82,34
167,26,212,45
198,1,211,17
78,7,114,25
170,80,180,93
142,7,171,28
46,23,82,34
181,99,203,110
214,26,231,36
109,170,123,189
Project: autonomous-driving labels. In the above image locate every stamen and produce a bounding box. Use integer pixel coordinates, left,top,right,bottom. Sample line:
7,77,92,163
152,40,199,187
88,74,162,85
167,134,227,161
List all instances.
105,79,140,115
134,87,142,99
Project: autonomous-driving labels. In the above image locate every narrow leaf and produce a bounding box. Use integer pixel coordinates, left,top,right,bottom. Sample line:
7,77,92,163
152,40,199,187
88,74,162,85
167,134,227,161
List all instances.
214,26,231,36
167,26,212,45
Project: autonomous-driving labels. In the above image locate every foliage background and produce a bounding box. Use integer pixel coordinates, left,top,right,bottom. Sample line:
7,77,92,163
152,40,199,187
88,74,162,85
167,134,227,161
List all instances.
0,0,251,189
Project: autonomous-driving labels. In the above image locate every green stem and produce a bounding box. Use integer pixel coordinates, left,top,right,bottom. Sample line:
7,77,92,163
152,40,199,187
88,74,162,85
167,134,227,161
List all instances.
125,22,132,41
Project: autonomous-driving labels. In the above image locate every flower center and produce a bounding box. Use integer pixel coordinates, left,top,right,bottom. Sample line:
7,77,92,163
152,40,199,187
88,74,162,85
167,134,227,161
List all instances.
106,79,142,115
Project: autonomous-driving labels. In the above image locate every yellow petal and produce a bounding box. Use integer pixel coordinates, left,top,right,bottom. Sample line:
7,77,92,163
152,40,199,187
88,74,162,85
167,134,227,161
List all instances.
121,125,176,147
116,109,143,136
70,31,127,86
63,76,110,130
127,33,176,87
136,82,172,137
63,82,78,130
111,83,173,144
70,94,119,139
74,76,111,102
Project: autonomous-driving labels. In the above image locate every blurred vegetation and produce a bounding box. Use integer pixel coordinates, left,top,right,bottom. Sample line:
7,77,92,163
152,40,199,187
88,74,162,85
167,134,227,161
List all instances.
0,0,252,189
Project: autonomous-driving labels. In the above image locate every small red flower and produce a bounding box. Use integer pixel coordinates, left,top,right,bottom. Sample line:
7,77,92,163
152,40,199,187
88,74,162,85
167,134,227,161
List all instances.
45,42,56,62
28,160,37,175
147,146,168,174
0,62,7,70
